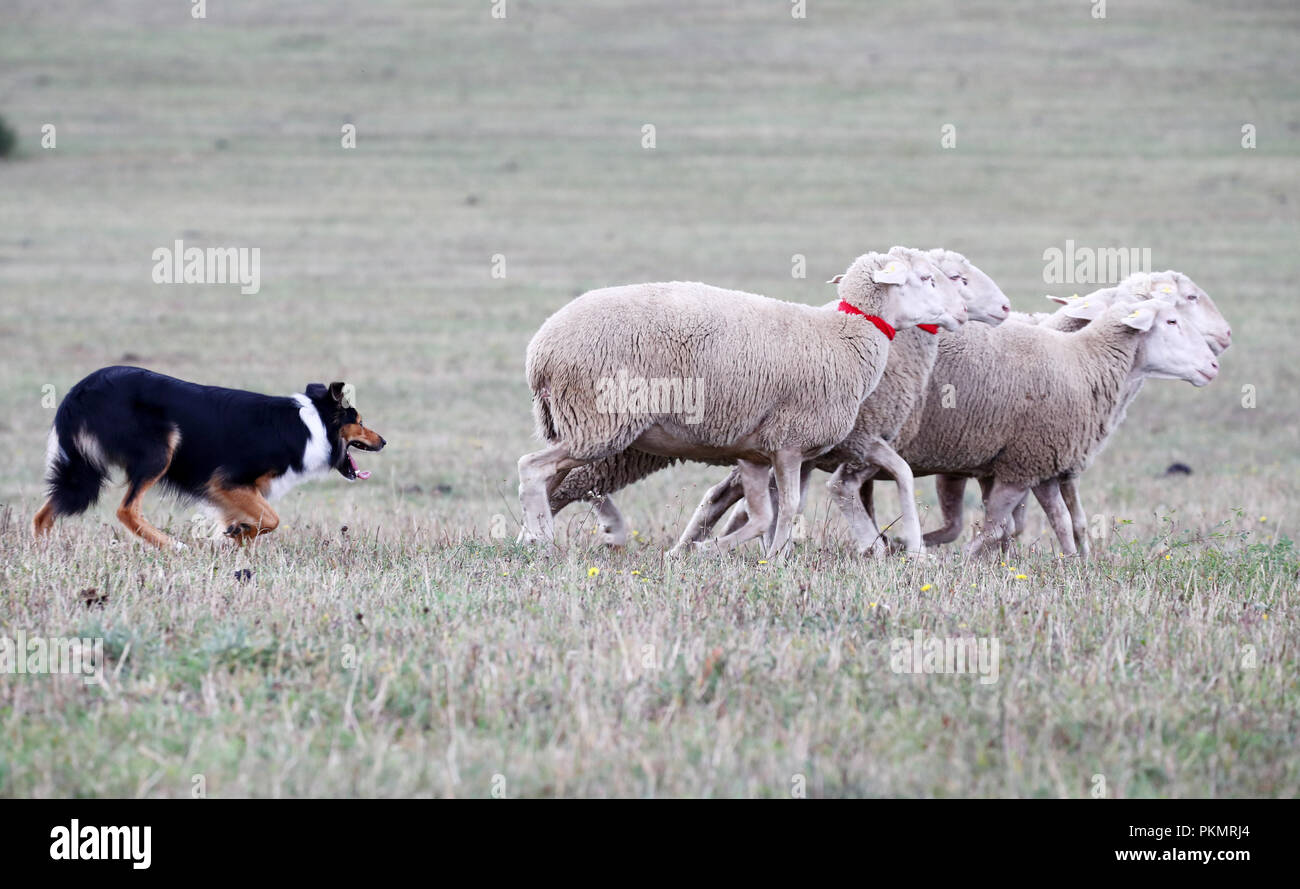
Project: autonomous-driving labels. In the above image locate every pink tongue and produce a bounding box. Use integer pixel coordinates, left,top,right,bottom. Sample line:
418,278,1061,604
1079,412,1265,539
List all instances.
356,470,371,480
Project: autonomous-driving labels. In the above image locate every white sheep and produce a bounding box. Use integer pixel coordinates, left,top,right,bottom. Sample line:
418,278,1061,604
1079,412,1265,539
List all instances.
516,248,965,557
893,297,1220,556
919,270,1230,554
541,249,1008,553
672,249,1012,555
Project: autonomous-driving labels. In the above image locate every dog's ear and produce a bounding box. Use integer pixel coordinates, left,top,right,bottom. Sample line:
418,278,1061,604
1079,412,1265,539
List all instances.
305,383,327,401
328,382,349,406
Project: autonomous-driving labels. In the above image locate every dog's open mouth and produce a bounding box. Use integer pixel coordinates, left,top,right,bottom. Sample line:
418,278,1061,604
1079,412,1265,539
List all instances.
340,443,373,481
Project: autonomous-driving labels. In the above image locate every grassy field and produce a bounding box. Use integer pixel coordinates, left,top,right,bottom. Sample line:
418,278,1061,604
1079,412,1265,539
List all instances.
1,0,1297,797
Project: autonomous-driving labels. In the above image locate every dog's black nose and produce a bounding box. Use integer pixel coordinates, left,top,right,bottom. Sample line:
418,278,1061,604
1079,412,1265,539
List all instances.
378,436,387,449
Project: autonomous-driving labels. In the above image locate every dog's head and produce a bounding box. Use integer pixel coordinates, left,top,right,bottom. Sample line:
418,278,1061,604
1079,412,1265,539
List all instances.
304,382,386,481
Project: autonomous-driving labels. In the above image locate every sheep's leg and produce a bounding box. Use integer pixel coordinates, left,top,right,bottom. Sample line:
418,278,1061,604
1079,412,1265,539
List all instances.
595,497,629,546
1061,476,1090,557
1031,480,1076,556
965,479,1030,559
1010,493,1029,538
827,464,887,555
718,498,750,538
763,462,814,551
923,475,967,546
672,468,745,552
694,460,774,554
865,442,924,554
979,475,1020,539
764,451,806,559
860,477,877,526
517,444,587,544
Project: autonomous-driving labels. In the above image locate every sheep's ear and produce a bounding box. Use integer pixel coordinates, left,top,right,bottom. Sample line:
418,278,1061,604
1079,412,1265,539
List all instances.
1120,305,1157,331
1044,293,1078,306
1152,279,1177,301
826,274,845,284
1061,296,1105,320
871,261,908,285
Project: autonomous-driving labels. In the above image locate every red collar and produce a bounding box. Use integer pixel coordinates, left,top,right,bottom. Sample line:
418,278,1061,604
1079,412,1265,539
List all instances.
837,300,895,340
917,324,940,334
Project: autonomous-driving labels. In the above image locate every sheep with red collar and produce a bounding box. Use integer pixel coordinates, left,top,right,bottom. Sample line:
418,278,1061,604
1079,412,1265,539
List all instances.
674,248,1013,556
540,248,1006,552
515,248,964,557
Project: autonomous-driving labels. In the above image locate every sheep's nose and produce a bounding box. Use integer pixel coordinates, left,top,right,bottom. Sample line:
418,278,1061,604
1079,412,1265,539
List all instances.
1001,304,1011,314
1210,361,1219,371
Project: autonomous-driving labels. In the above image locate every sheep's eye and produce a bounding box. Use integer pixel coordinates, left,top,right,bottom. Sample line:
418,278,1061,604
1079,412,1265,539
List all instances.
1187,294,1198,301
1166,319,1177,325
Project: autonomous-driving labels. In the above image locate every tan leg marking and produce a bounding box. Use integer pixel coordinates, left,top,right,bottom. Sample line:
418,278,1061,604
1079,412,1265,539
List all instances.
208,481,281,545
116,474,179,549
33,499,56,537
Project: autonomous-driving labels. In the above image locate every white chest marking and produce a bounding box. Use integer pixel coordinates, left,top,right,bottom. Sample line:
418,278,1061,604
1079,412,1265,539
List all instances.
265,394,334,501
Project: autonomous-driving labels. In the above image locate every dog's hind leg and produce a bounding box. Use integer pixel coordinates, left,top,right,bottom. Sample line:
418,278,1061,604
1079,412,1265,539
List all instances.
33,500,56,537
116,477,180,550
115,434,182,550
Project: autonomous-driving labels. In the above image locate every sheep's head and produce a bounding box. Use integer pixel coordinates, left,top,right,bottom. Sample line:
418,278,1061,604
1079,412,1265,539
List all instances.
1048,290,1120,320
928,249,1010,326
829,248,965,333
1048,272,1159,322
891,247,968,330
1160,270,1231,355
1053,271,1231,357
1115,301,1220,388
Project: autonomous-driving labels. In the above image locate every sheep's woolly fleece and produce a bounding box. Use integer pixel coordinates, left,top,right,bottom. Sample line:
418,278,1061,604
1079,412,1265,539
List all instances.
546,249,976,513
898,301,1168,486
526,255,915,464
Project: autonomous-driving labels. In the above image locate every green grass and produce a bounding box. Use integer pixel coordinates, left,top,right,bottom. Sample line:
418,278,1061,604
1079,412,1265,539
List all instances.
0,0,1297,797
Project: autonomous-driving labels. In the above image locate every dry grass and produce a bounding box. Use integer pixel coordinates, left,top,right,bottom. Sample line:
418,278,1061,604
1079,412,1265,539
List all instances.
0,0,1297,797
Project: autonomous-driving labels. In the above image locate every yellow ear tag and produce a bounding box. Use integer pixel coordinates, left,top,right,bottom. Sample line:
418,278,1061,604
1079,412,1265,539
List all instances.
1160,285,1173,293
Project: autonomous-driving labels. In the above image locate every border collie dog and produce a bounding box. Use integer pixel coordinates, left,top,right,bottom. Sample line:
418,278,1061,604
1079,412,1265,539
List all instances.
33,366,386,549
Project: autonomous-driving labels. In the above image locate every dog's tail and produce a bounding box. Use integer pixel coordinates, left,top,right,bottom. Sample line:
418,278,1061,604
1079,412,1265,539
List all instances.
41,414,109,518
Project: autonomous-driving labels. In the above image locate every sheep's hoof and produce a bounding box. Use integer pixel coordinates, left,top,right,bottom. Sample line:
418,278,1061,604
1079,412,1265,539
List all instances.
922,529,961,547
690,540,730,557
663,542,693,559
599,527,629,547
885,536,925,556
